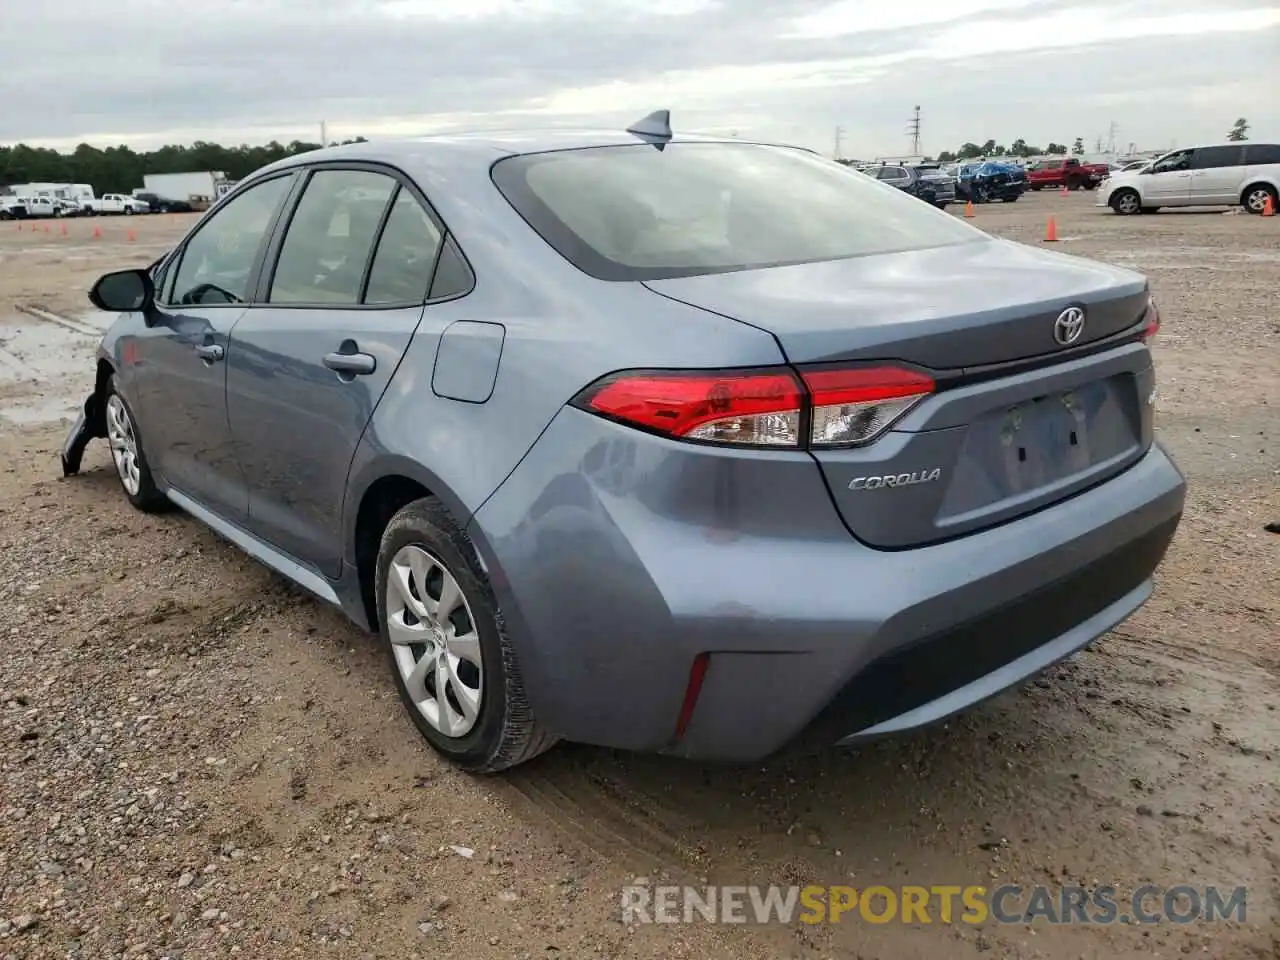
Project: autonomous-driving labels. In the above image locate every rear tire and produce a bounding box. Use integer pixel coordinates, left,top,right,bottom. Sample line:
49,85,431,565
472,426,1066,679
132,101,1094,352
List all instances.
375,496,556,773
1110,189,1142,215
1241,182,1277,214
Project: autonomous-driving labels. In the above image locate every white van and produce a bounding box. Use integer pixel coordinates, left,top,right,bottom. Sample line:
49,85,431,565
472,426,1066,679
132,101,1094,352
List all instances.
1096,142,1280,215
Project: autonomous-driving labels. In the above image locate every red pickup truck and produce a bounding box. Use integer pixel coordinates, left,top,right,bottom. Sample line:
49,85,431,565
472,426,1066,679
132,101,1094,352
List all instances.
1026,157,1110,191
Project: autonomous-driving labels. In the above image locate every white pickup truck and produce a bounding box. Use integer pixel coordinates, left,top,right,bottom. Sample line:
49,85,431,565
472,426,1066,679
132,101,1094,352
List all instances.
84,193,149,215
0,196,61,218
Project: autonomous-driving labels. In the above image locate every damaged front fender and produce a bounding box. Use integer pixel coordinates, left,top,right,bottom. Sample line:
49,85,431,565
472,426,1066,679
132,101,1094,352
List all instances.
61,390,107,477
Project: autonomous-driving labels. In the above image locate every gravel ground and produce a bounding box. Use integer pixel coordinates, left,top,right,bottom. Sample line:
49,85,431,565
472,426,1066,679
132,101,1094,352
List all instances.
0,195,1277,960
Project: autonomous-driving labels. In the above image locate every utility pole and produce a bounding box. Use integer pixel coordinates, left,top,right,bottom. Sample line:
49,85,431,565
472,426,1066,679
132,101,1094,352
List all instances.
906,105,921,156
834,125,844,160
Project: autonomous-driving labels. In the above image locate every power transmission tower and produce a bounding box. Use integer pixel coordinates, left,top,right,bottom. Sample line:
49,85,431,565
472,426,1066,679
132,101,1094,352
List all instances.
834,126,844,160
320,120,328,146
1106,121,1118,155
906,105,921,155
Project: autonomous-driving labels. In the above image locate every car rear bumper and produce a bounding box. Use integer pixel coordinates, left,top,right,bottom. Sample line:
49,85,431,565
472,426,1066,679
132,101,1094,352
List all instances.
469,408,1186,762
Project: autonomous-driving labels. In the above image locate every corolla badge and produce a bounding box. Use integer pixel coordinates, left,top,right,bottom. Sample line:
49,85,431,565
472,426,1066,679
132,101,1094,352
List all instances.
848,468,943,491
1053,306,1086,346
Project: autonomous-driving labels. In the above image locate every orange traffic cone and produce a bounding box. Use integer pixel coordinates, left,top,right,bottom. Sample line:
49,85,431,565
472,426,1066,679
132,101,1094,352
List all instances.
42,223,50,233
126,229,136,243
1060,184,1069,196
964,200,975,218
60,222,68,236
92,225,102,239
1044,216,1058,242
1264,195,1276,217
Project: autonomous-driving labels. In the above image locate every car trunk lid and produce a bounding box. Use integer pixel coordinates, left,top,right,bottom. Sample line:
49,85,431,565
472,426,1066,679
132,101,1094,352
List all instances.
643,239,1156,547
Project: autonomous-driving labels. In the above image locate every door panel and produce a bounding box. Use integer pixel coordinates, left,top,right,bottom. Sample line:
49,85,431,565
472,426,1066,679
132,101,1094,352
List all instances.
225,304,425,573
1143,149,1193,204
132,173,296,521
225,168,445,576
136,306,248,516
1188,144,1246,204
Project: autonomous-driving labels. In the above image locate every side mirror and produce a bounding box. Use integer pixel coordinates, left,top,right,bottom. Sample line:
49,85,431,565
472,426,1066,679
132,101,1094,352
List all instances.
89,268,154,313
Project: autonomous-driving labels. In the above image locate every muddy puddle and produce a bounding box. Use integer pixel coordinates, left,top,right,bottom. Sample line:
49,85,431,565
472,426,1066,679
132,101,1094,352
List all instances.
0,308,105,428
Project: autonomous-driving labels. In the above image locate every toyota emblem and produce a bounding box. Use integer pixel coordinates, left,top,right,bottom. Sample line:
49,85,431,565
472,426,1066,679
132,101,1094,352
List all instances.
1053,306,1086,346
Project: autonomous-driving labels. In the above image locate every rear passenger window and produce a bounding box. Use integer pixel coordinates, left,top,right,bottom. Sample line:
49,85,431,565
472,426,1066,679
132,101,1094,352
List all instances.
428,237,472,300
363,188,444,305
1191,146,1245,169
1245,144,1280,165
269,170,395,305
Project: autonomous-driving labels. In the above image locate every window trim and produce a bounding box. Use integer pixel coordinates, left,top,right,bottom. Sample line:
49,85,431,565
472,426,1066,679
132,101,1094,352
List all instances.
253,160,475,312
158,171,300,309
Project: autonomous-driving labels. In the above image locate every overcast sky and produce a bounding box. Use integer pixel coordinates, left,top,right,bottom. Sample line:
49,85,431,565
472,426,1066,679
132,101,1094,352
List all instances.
3,0,1277,157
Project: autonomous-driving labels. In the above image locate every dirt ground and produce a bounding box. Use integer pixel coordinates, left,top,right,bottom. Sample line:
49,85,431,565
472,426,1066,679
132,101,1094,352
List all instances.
0,196,1276,960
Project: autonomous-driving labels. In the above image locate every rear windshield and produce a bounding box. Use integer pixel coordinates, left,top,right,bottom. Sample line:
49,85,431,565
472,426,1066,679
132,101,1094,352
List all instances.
490,142,987,281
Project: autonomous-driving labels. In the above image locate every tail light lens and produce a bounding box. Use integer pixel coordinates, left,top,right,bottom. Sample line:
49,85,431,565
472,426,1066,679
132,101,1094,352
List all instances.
571,364,934,449
573,369,804,446
1140,295,1160,342
802,366,935,447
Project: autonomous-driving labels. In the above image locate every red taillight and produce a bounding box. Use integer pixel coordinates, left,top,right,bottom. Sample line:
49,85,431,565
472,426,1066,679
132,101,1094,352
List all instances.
1140,296,1160,342
801,366,935,446
575,368,805,447
572,364,934,448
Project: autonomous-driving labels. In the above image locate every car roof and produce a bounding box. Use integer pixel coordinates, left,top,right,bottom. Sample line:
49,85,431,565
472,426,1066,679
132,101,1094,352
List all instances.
258,128,773,178
235,127,814,287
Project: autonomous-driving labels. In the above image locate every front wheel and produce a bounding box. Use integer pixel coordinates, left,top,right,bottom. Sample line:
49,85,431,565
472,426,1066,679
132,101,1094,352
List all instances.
104,378,168,512
1110,189,1142,215
376,497,556,773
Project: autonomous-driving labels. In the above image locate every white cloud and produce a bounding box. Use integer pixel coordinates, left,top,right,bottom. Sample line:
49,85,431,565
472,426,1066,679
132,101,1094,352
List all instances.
1,0,1276,157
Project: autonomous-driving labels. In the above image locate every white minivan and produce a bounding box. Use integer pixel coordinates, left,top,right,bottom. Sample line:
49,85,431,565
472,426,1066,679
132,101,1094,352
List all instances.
1096,142,1280,215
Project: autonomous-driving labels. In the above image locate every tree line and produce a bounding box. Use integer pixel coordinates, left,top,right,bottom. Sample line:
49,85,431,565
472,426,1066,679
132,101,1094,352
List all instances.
0,133,1087,189
1,117,1252,192
0,137,368,194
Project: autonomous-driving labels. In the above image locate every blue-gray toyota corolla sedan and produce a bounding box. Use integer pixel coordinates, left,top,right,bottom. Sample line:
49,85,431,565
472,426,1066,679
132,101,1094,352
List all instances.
63,113,1186,772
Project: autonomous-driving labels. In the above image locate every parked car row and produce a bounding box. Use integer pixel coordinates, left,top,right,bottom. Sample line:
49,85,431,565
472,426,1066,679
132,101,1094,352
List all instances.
0,193,151,218
0,195,82,219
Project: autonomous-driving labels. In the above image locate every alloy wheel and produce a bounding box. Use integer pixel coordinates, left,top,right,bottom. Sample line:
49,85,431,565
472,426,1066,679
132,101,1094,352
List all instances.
385,544,484,738
105,394,141,496
1116,192,1140,214
1244,188,1272,213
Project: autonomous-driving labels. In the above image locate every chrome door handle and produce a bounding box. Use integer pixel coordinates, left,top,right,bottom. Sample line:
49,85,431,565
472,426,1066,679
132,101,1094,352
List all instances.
323,351,376,376
194,343,224,362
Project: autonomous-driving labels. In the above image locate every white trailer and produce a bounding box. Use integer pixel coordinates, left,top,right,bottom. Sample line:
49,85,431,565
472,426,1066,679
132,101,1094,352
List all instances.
140,171,227,210
9,182,95,202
